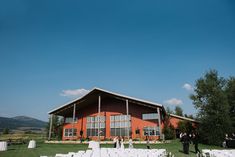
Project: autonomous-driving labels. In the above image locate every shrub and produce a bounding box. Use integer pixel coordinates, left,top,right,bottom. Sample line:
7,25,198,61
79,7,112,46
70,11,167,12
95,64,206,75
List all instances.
163,124,175,140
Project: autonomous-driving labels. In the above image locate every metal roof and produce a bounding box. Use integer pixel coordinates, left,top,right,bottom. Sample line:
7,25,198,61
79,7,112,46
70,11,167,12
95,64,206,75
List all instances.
48,87,163,115
169,114,199,123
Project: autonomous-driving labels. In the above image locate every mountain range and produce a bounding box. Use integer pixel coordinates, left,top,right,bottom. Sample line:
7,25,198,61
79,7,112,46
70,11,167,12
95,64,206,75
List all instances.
0,116,47,132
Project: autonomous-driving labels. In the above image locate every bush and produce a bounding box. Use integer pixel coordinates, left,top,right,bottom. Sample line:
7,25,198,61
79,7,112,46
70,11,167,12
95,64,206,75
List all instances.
163,125,175,140
133,138,141,141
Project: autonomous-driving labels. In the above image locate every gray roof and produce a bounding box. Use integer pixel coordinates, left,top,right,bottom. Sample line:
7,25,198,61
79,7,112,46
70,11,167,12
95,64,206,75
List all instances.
48,87,163,115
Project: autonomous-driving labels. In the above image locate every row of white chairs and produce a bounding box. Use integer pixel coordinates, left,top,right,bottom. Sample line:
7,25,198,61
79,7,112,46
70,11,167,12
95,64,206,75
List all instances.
40,148,167,157
0,141,7,151
202,149,235,157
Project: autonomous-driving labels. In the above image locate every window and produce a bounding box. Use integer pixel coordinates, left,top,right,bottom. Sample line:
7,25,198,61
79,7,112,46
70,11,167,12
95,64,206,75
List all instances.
143,126,160,136
64,128,77,137
65,117,78,123
142,113,158,120
86,116,105,137
110,115,131,136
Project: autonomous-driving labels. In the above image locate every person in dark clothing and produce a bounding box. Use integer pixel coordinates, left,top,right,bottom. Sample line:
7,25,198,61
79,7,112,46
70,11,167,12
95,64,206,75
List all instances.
192,132,200,154
146,136,150,149
181,133,190,154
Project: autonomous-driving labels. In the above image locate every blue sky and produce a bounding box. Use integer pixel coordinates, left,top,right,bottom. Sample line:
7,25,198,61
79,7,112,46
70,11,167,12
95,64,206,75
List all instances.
0,0,235,121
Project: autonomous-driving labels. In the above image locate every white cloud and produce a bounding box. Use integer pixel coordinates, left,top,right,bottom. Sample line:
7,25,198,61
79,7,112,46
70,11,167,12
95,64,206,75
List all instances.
182,83,193,91
60,88,90,98
164,98,183,105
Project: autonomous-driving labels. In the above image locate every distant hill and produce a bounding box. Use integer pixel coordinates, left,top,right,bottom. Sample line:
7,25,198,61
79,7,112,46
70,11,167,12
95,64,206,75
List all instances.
0,116,47,132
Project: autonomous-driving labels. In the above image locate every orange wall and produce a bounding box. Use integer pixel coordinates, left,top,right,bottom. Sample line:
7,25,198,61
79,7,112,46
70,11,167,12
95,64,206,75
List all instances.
169,116,198,129
62,98,164,140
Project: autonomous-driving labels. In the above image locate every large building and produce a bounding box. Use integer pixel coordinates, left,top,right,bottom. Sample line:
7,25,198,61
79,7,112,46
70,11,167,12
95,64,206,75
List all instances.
48,88,198,141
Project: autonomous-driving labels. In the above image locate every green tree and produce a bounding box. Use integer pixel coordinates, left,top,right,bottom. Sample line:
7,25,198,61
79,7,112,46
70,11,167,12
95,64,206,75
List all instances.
225,77,235,131
177,121,186,133
174,106,183,116
162,113,175,140
190,70,232,145
166,106,173,114
2,128,9,134
163,124,175,140
178,121,194,134
46,115,64,140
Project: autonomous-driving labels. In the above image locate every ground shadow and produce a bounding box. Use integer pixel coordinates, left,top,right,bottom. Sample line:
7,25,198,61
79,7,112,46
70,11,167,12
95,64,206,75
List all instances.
178,150,184,153
7,148,16,151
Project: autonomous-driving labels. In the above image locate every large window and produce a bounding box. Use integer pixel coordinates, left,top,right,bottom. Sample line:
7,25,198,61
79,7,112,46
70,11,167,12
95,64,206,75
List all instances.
64,128,77,137
110,115,131,136
65,117,78,123
142,113,158,120
143,126,160,136
86,116,105,137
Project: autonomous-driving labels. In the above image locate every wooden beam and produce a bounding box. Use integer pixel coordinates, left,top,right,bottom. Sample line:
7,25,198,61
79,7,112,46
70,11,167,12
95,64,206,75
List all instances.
72,103,76,140
48,114,53,140
157,107,162,137
98,95,101,142
126,99,129,139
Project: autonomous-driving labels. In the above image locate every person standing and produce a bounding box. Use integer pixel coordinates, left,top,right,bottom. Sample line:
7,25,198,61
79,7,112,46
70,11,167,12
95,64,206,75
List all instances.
113,136,117,148
146,136,150,149
116,136,120,149
181,133,190,154
120,137,125,149
128,138,133,149
193,132,200,154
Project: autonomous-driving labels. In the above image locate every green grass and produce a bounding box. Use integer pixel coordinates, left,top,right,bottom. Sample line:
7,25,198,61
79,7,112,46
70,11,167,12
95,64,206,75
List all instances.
0,139,223,157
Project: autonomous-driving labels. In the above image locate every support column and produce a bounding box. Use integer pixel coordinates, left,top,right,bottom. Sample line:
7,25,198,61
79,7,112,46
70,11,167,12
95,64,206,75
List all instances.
157,107,162,137
48,114,53,140
98,95,101,142
72,103,76,140
126,99,129,139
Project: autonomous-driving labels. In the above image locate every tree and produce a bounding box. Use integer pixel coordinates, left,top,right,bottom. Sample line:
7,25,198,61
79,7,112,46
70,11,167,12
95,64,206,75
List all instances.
178,121,194,134
175,106,183,116
163,124,175,140
190,70,232,145
166,106,173,114
225,77,235,131
2,128,9,134
162,113,176,140
46,115,64,140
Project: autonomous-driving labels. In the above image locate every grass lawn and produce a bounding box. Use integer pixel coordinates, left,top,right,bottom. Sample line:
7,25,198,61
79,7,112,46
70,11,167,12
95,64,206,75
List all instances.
0,139,223,157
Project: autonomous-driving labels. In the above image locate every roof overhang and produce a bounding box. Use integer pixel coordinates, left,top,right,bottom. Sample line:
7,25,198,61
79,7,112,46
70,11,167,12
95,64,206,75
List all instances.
48,87,164,116
169,114,199,123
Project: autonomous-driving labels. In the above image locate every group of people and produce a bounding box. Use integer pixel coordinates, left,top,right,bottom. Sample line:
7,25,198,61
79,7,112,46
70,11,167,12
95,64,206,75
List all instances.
223,132,235,148
113,136,133,149
180,132,200,155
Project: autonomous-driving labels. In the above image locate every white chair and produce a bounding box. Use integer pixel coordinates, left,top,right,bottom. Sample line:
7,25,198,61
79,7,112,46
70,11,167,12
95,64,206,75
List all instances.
0,141,7,151
28,140,36,149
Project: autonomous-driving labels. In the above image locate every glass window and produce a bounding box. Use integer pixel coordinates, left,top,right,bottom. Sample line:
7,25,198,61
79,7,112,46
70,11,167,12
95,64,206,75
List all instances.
111,116,115,121
111,122,115,128
87,117,91,122
115,115,120,121
65,117,78,123
86,116,106,137
143,126,160,136
142,113,158,120
110,115,131,136
64,128,77,137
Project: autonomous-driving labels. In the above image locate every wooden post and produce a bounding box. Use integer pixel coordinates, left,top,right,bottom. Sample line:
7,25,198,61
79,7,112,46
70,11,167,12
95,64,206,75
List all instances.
72,103,76,140
48,114,53,140
126,99,129,139
98,95,101,142
157,108,162,137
